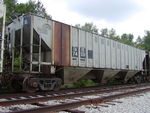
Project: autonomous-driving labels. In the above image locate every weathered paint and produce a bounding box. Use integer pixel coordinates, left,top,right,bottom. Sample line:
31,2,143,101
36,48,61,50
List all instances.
61,24,70,66
53,22,70,66
70,26,145,71
63,67,91,84
54,22,62,65
124,71,138,82
101,70,120,83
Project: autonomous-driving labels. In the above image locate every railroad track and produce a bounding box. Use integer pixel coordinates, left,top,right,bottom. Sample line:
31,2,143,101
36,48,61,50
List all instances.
0,83,149,113
0,83,146,99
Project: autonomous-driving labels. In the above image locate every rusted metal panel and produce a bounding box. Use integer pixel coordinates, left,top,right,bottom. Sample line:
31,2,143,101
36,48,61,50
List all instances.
54,22,62,65
53,22,70,66
61,24,70,66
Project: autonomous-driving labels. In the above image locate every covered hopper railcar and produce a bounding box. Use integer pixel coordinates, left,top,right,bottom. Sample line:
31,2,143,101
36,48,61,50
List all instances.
1,14,150,92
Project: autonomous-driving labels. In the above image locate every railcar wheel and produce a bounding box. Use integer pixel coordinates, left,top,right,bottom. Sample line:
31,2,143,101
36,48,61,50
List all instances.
23,77,39,93
11,79,22,92
53,78,62,91
134,75,142,84
10,75,23,92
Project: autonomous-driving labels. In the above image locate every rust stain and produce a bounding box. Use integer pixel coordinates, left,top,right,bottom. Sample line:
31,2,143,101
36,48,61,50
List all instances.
53,22,70,66
54,22,62,65
61,24,70,66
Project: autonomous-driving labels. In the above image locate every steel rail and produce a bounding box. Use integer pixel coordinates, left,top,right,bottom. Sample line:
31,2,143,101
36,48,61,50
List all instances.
0,83,149,99
11,87,150,113
0,84,149,106
0,83,136,99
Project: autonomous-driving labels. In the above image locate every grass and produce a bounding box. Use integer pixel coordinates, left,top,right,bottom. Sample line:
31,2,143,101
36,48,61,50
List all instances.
62,79,99,88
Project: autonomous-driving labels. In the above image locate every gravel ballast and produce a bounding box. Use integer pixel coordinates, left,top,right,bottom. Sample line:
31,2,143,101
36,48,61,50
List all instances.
76,91,150,113
0,91,149,113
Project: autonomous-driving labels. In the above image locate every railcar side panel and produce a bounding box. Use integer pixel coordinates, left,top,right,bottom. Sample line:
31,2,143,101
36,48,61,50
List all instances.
100,37,106,68
111,40,117,69
133,47,135,70
87,32,93,67
137,49,139,70
128,46,132,70
116,42,121,69
138,49,140,70
139,50,142,70
124,45,127,69
134,48,137,70
70,26,146,71
131,47,134,70
121,43,125,69
137,49,140,70
142,50,146,69
93,34,99,68
71,27,79,66
79,30,86,67
105,38,111,68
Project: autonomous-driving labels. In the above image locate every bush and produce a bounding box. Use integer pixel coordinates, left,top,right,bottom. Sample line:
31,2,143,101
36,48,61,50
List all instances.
14,57,22,71
74,79,98,87
61,79,98,88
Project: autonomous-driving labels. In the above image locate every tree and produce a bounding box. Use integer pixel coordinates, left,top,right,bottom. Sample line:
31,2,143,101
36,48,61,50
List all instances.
136,36,142,44
75,23,98,33
121,33,134,42
75,24,81,28
82,22,98,33
15,0,50,18
108,28,120,40
135,36,144,49
109,28,116,38
4,0,50,22
120,33,134,46
100,28,120,41
143,31,150,51
4,0,17,21
100,28,108,37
